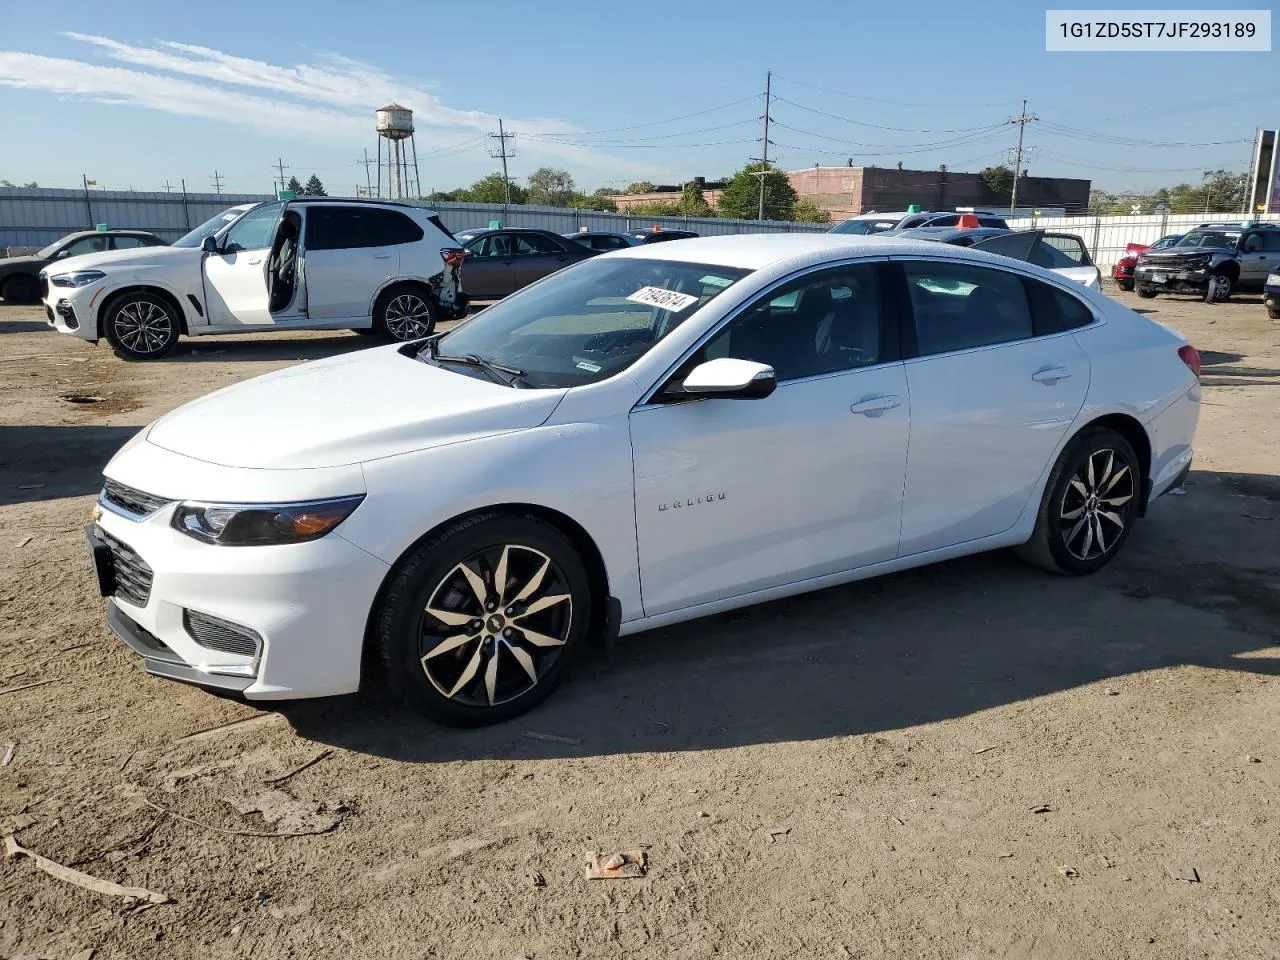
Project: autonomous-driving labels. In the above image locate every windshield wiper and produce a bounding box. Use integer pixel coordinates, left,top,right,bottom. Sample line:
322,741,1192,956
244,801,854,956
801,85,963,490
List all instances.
435,352,528,388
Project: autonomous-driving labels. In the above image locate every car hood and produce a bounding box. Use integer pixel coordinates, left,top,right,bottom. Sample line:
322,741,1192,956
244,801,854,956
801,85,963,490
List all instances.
1140,246,1225,260
145,345,568,469
44,245,194,275
0,255,43,274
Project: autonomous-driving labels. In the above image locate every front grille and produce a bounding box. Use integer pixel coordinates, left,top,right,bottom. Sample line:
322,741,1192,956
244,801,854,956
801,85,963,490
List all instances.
99,529,153,607
101,479,172,519
183,609,262,658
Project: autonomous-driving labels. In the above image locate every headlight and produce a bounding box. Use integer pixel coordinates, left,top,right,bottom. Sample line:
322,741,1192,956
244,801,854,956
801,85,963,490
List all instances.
171,495,365,546
50,270,106,288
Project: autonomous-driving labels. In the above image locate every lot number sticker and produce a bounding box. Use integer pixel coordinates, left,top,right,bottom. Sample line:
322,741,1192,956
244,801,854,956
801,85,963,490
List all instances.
626,286,700,312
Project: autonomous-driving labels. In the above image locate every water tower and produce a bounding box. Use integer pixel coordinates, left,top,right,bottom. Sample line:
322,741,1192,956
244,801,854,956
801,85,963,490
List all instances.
376,103,421,199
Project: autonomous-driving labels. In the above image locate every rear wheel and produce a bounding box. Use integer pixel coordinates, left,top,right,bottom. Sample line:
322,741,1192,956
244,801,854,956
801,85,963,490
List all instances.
102,292,180,360
374,512,593,727
1,274,40,305
1016,427,1141,576
373,283,436,342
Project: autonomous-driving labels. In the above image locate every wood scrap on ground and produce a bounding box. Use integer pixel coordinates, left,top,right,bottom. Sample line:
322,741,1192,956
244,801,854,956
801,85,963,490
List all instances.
4,833,171,904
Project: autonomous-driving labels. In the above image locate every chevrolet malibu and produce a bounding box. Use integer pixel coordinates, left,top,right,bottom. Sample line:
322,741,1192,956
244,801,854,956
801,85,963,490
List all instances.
90,234,1201,726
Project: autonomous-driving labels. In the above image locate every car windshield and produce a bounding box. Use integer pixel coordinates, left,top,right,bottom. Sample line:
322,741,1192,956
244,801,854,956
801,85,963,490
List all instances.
428,257,752,388
36,238,69,259
171,207,251,248
831,218,898,235
1176,230,1239,250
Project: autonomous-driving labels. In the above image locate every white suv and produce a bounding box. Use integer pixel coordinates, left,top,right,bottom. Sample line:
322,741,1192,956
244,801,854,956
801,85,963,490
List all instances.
40,199,467,360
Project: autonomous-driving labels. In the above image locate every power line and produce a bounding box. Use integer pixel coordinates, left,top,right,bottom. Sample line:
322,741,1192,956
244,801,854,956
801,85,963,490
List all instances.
771,73,1010,110
532,96,762,138
771,95,1006,135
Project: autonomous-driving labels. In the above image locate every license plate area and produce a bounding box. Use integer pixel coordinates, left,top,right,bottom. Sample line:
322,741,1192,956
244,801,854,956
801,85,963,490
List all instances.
85,524,117,597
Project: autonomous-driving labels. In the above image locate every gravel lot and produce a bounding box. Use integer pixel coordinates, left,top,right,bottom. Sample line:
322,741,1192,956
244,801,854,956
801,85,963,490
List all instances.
1,289,1278,959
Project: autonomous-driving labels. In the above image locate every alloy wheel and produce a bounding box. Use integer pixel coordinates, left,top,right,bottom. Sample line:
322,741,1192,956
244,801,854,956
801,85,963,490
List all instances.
114,300,174,354
419,544,573,708
384,293,433,340
1059,448,1134,562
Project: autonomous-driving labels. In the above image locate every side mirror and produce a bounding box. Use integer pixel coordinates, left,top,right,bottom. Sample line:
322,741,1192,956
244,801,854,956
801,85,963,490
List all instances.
200,235,219,254
676,358,776,400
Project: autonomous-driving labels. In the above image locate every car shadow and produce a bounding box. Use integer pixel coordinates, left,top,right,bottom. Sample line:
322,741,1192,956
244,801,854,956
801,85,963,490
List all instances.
0,424,140,505
160,333,376,363
1198,350,1280,387
0,319,51,334
286,469,1280,762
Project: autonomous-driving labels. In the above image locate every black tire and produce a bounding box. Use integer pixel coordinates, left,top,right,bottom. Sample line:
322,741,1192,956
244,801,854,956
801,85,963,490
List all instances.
350,328,380,336
101,292,180,360
1135,288,1157,299
1116,280,1134,292
1268,307,1280,321
373,283,437,342
1015,427,1141,576
1204,272,1232,303
374,512,594,727
1,274,40,305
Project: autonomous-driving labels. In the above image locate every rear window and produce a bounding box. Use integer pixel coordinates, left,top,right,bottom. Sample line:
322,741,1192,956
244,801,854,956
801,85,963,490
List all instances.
306,207,424,251
1023,277,1094,335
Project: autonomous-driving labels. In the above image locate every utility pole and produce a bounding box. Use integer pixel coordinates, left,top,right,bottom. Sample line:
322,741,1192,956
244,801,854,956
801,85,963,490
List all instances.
1241,128,1260,216
163,179,172,193
81,173,94,228
359,148,375,198
759,70,772,220
1007,98,1037,215
274,158,289,195
490,118,516,212
210,169,224,195
180,178,190,229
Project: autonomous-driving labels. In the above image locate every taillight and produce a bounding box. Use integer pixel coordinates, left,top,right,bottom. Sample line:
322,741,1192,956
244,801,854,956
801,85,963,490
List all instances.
1178,344,1201,378
441,247,465,267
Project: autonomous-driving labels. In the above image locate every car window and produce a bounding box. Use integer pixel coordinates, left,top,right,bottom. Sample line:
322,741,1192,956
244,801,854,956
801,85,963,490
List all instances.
515,233,563,255
1033,235,1091,269
902,260,1033,356
1177,229,1239,250
59,236,110,257
1243,233,1264,253
362,209,425,246
111,236,151,250
925,215,960,227
691,264,884,383
432,257,751,388
468,234,514,258
978,216,1008,228
1263,232,1280,253
1023,277,1094,336
223,203,283,252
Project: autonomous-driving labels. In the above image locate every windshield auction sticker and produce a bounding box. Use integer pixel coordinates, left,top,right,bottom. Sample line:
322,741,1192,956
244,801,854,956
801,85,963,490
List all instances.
626,286,700,312
1046,10,1270,50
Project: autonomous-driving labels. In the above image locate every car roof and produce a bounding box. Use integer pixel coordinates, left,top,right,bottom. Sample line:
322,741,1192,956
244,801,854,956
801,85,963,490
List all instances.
59,228,160,239
604,232,1040,271
884,226,1011,242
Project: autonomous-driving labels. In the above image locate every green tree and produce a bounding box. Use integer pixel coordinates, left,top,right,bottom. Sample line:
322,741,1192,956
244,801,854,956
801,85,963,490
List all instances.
627,201,680,216
675,180,712,217
980,165,1015,198
716,162,796,221
791,198,831,223
625,181,656,194
303,175,327,197
1087,189,1117,215
424,189,460,202
457,173,527,204
285,175,304,195
570,193,617,212
526,167,577,206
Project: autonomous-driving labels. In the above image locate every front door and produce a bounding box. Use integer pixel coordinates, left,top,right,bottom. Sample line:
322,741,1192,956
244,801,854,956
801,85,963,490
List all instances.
202,202,283,326
462,233,517,298
630,261,909,616
893,257,1090,556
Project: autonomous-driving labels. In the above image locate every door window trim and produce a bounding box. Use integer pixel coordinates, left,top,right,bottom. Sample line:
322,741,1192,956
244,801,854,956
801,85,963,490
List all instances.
636,256,901,407
886,255,1102,363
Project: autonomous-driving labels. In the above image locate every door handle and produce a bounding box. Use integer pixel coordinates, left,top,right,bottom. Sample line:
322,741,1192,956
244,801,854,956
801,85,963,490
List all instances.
1032,366,1071,384
373,253,392,260
850,395,901,415
247,257,262,265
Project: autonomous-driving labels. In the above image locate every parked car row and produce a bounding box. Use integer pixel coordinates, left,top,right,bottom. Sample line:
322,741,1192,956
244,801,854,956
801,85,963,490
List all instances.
1133,222,1280,306
0,229,166,304
1111,234,1182,291
830,209,1010,236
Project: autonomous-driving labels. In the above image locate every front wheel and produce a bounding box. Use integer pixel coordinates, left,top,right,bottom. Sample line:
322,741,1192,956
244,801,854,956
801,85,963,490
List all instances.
1135,288,1157,299
1115,280,1134,292
1,274,40,305
374,513,594,727
373,283,436,342
1016,427,1141,575
1204,273,1232,303
1268,307,1280,320
102,293,180,360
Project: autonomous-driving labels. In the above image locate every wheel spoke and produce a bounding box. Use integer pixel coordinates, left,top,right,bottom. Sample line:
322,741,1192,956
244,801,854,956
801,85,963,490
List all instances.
426,605,473,627
483,650,499,706
1080,515,1094,557
1102,465,1129,495
516,593,570,618
1065,515,1089,547
457,562,488,606
1101,493,1132,507
1086,454,1096,490
1098,451,1114,489
1061,505,1085,521
1069,478,1088,498
422,632,476,660
507,643,539,684
511,556,550,604
446,645,484,697
1093,514,1108,553
1098,509,1125,528
519,627,567,648
494,546,511,603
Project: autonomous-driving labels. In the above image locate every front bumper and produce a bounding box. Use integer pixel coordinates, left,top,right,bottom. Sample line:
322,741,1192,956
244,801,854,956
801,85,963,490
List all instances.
42,283,101,341
91,491,390,700
1265,284,1279,312
1133,265,1211,295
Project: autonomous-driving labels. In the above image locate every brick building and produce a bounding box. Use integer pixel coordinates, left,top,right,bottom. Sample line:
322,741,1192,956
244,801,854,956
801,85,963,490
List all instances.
609,176,728,211
786,165,1091,220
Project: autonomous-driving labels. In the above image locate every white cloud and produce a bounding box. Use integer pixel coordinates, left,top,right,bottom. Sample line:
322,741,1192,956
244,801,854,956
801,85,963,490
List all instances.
0,34,663,180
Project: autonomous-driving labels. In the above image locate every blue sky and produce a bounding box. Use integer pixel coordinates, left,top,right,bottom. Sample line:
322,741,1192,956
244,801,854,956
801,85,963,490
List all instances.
1,0,1275,197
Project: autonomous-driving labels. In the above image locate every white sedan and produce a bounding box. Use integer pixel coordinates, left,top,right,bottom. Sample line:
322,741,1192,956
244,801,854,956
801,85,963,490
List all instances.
89,234,1201,725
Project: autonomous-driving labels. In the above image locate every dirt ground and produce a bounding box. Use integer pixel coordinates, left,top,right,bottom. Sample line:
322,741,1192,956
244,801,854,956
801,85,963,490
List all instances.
1,287,1278,960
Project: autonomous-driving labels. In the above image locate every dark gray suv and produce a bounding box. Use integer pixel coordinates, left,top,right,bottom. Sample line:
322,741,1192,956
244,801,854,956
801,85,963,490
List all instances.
1133,222,1280,302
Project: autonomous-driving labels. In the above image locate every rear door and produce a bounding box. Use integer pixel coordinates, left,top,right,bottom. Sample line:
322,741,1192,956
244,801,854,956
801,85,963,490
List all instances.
462,232,517,297
304,206,412,320
892,257,1090,556
1240,231,1279,288
512,232,582,288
